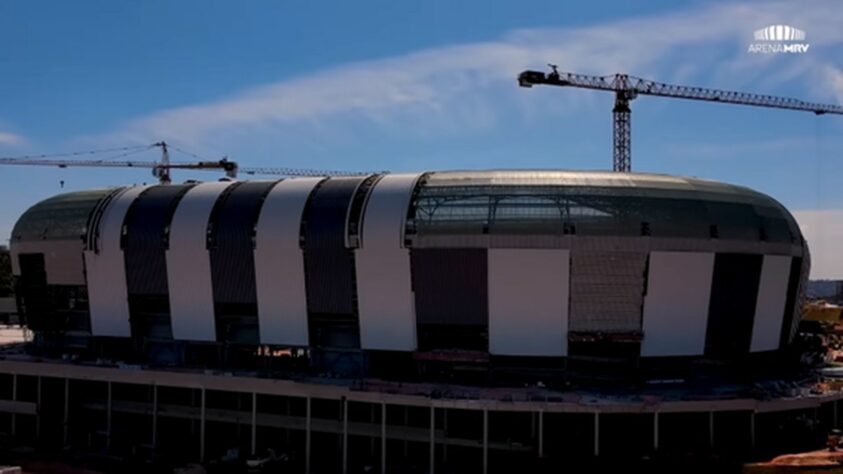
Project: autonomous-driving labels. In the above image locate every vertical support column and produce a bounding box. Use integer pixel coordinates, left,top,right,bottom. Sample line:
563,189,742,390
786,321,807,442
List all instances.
36,376,41,439
342,398,349,474
285,398,291,445
381,402,387,474
199,388,206,462
709,411,715,450
750,411,756,451
305,397,311,474
653,412,659,452
538,410,544,458
482,409,488,474
429,405,435,474
152,384,158,457
593,412,600,457
106,381,112,449
443,409,448,463
370,403,376,457
63,378,69,448
251,392,257,456
10,373,17,436
404,406,409,458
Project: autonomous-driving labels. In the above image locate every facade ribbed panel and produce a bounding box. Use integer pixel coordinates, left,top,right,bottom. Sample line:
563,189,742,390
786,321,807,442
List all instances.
569,250,648,333
302,177,366,316
209,181,276,304
705,253,764,358
124,185,194,296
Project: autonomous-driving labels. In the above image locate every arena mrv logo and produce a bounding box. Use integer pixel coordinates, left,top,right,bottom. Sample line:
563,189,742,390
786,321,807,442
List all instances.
748,25,810,54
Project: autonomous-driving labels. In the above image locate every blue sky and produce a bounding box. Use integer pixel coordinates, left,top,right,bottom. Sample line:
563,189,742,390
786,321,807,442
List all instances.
1,0,842,277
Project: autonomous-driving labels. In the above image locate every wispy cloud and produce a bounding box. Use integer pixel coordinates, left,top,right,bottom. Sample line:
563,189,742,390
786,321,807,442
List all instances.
794,210,843,279
0,131,26,147
89,0,843,149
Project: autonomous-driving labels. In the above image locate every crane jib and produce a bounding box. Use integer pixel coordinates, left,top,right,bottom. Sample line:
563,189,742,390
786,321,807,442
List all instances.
517,66,843,172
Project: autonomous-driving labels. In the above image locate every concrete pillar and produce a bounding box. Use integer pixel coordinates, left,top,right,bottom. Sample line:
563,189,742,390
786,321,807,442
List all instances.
199,388,206,462
653,412,659,451
63,378,69,448
538,410,544,458
370,403,376,457
285,397,291,445
342,398,349,474
593,412,600,457
305,397,311,474
152,384,158,457
10,373,16,436
106,381,112,449
251,392,257,456
443,408,448,463
707,411,716,451
404,405,409,457
482,409,488,474
35,376,41,439
381,402,387,474
429,405,435,474
750,411,756,451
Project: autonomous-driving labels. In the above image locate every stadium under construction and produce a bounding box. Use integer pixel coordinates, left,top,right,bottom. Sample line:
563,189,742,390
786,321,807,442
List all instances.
0,170,836,473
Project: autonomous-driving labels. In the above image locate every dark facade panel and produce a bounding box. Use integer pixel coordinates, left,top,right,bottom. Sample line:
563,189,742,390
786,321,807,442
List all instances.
411,248,489,351
705,253,764,358
209,181,276,304
16,253,48,330
568,250,647,333
779,256,804,348
301,177,366,316
123,185,194,296
411,248,488,326
122,185,194,343
705,202,762,241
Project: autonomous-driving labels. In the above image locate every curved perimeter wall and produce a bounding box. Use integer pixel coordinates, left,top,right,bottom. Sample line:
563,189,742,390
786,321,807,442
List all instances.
9,171,810,362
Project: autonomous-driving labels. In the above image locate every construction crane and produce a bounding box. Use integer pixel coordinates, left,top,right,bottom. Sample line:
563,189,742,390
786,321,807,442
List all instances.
518,65,843,172
0,141,369,184
0,142,236,184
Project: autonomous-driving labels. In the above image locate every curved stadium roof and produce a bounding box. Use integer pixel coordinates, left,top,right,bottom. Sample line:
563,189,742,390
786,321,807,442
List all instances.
9,171,802,246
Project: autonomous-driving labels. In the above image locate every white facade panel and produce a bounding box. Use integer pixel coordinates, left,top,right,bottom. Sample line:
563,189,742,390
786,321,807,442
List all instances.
488,249,570,356
356,173,422,351
85,186,148,337
166,181,233,342
641,251,714,356
253,178,323,346
751,255,792,352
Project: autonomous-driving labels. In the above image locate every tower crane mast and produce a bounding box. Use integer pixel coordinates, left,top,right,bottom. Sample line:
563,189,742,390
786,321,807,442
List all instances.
518,65,843,172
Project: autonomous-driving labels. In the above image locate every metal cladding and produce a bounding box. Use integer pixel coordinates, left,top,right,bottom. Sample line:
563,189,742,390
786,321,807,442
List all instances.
166,181,235,341
124,185,194,296
488,249,570,356
10,171,811,361
704,253,765,358
356,173,423,351
254,178,323,347
641,252,714,357
84,185,150,337
301,177,367,316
